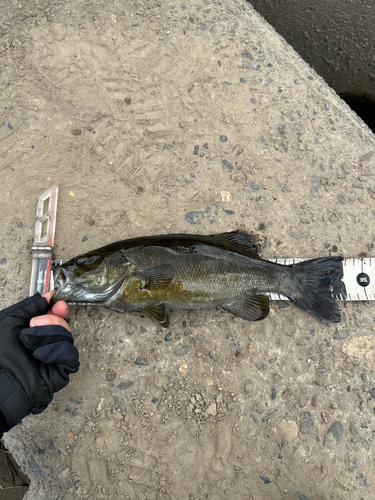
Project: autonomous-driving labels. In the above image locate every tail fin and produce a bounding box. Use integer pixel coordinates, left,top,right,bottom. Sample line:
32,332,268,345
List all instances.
288,257,343,323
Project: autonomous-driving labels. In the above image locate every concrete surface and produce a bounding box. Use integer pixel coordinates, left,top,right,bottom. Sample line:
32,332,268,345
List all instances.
1,0,375,499
248,0,375,103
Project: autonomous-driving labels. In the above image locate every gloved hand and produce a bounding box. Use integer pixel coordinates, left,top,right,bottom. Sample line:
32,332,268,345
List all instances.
0,291,79,438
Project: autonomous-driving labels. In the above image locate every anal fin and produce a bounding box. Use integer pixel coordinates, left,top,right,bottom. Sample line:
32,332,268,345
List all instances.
220,294,269,321
143,304,170,328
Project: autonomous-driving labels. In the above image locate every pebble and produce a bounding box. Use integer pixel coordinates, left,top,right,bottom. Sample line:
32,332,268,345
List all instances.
271,387,277,400
295,494,311,500
106,369,117,382
255,402,264,415
334,330,350,340
208,351,218,361
134,356,150,366
250,181,260,190
348,457,358,472
259,475,271,484
0,258,7,265
280,419,298,442
178,364,188,375
278,123,286,135
154,349,162,361
193,145,199,155
359,400,366,411
222,159,233,172
205,403,217,416
300,412,314,434
164,332,172,342
361,373,368,383
337,194,346,204
82,236,88,242
371,388,375,398
219,135,228,142
242,51,253,60
118,381,134,389
278,301,289,309
327,421,344,443
71,128,82,135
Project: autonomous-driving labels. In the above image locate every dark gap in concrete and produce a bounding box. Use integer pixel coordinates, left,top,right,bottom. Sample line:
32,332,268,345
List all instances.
0,440,30,500
247,1,375,133
340,94,375,133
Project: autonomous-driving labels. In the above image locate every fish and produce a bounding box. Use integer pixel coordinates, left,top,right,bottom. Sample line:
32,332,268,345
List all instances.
52,231,343,327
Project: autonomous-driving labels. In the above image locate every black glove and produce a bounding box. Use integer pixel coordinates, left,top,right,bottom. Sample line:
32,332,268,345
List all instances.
0,294,79,438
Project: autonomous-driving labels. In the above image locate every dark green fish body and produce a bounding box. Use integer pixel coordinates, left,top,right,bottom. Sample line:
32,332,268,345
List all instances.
53,232,343,326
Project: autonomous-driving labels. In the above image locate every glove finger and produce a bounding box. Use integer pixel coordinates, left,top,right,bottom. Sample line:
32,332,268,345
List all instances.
0,293,49,324
32,341,80,371
19,325,74,349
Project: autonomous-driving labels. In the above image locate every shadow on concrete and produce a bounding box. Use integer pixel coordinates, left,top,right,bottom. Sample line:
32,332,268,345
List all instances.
0,441,30,500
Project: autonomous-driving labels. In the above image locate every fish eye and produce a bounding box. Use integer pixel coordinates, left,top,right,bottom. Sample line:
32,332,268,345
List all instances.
76,255,100,267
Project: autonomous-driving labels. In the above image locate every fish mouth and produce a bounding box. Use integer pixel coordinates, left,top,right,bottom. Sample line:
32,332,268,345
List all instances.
53,269,128,304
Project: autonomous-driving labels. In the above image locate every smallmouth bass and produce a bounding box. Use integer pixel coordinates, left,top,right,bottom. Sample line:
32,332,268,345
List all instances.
53,231,343,327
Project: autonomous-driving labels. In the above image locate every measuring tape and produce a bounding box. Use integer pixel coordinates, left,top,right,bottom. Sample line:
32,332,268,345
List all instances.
29,186,375,302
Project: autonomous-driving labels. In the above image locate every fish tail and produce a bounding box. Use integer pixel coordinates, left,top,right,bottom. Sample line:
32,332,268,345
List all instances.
287,257,343,323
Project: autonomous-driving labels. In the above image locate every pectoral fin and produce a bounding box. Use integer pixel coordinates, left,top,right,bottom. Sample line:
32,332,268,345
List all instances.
220,294,269,321
136,264,175,290
143,304,170,328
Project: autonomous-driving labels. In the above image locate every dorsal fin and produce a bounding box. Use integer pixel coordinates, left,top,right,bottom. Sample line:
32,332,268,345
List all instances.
211,231,259,255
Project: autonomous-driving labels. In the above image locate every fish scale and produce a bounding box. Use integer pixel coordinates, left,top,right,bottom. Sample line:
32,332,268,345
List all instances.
123,244,284,306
